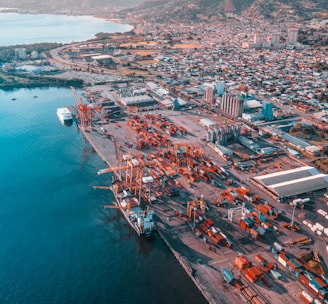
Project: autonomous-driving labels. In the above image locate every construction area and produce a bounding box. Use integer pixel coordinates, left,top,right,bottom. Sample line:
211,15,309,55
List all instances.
67,86,328,304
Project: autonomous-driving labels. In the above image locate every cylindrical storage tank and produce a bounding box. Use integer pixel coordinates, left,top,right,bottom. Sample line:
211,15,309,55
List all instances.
207,131,212,142
211,129,216,142
216,129,221,140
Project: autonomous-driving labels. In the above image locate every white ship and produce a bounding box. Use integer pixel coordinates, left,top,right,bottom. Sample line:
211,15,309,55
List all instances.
56,107,73,125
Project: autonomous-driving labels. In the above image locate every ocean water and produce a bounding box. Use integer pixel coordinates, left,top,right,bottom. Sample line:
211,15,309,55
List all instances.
0,13,132,46
0,87,207,304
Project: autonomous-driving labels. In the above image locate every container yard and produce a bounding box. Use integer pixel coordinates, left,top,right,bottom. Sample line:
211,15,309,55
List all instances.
65,85,328,304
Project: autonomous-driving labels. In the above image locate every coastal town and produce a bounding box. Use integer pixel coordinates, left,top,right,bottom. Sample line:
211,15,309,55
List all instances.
1,1,328,303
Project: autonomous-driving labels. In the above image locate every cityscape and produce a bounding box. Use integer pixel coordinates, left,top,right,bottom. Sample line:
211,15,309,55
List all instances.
1,0,328,303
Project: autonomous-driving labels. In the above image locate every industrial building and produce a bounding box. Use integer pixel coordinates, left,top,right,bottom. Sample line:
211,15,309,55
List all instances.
220,94,244,118
206,124,241,145
252,166,328,199
287,28,299,45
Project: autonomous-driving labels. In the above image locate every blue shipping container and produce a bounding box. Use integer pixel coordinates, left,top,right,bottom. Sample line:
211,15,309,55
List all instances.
222,268,235,284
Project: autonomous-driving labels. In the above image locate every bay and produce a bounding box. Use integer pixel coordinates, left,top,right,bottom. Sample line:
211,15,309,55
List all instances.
0,12,132,46
0,87,207,304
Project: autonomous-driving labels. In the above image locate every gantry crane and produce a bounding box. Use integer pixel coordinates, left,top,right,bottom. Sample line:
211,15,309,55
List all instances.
71,86,92,130
104,202,130,215
97,159,156,202
187,198,206,219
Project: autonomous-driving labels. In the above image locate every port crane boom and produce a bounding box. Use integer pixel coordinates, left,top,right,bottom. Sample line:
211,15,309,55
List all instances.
104,203,130,215
97,160,155,175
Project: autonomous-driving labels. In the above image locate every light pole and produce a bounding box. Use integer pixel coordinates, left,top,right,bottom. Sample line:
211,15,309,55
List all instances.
291,201,298,228
193,207,197,228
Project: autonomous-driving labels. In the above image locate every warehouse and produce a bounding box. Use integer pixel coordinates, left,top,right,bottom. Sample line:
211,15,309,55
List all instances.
252,166,328,199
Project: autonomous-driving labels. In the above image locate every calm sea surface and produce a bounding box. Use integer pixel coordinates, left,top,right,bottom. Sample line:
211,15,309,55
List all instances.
0,49,207,304
0,12,132,46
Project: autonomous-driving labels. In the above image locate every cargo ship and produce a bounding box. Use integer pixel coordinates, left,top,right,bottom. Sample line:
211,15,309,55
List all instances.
105,189,156,237
56,107,73,125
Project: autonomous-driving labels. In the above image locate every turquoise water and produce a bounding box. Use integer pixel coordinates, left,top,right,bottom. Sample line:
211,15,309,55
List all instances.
0,13,132,46
0,87,207,304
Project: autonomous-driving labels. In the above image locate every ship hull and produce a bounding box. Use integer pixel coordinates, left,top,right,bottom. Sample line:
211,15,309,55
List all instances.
113,191,156,237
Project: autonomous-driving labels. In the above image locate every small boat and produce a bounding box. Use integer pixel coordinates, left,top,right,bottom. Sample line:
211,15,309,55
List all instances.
56,107,73,125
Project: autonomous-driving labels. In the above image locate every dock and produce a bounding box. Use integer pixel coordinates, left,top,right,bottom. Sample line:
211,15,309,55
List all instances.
68,95,328,304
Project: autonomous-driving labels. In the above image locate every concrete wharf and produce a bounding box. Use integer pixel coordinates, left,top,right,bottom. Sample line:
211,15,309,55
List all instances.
69,105,309,304
77,125,236,304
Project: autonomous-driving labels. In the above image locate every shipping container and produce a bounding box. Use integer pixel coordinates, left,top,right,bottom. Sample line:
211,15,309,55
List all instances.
299,274,310,286
317,209,327,217
314,277,327,289
324,228,328,237
278,254,288,268
222,268,235,284
257,226,266,236
273,242,283,252
235,256,246,270
300,290,314,304
315,223,325,232
241,255,252,267
309,280,321,294
270,269,282,280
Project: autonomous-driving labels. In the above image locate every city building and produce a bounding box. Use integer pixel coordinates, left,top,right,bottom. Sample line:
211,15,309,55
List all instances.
215,82,225,96
287,28,299,44
220,94,244,118
204,86,214,104
271,33,281,45
15,48,26,59
262,102,274,121
254,33,264,45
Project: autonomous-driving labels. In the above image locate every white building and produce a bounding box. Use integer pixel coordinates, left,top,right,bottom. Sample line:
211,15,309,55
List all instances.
15,48,26,59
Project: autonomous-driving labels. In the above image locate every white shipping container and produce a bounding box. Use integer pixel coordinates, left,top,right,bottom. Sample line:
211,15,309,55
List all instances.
315,222,324,231
262,222,269,230
308,224,313,229
309,282,319,293
311,225,317,232
274,242,283,252
316,230,322,236
324,227,328,236
303,220,308,226
317,209,327,216
301,290,313,303
325,214,328,220
278,255,287,267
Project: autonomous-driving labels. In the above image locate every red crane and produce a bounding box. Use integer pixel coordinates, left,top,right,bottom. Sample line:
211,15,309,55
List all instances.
71,86,92,130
